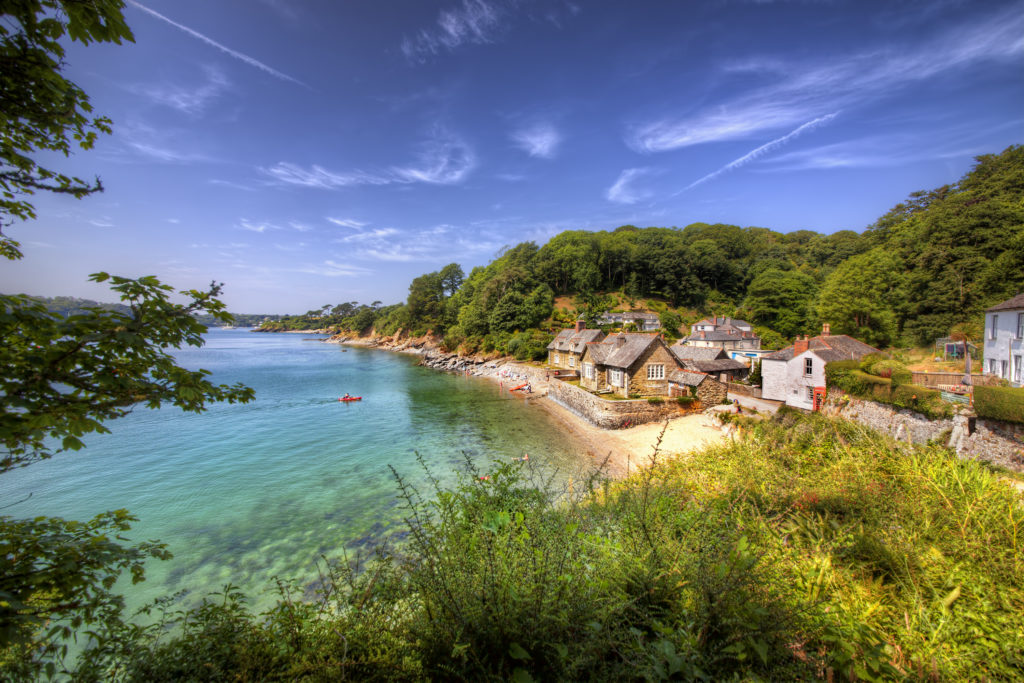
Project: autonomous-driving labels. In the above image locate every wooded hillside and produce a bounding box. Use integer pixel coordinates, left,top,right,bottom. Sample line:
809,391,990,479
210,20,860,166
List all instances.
300,145,1019,353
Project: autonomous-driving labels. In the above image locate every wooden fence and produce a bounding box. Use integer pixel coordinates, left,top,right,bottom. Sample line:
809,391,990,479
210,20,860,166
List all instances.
910,371,999,389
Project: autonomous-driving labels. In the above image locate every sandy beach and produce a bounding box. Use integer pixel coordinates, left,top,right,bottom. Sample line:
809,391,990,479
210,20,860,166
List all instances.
532,395,729,478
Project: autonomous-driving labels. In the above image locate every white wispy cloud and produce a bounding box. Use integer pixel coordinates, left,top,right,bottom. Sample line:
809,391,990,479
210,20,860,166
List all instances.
261,163,391,189
511,123,562,159
339,228,399,243
134,66,229,115
683,113,838,190
288,221,313,232
237,219,281,233
209,179,256,191
606,168,655,204
628,6,1024,152
127,1,307,87
265,131,475,189
297,260,372,277
326,217,368,229
401,0,504,60
392,132,476,184
117,122,212,164
88,218,115,228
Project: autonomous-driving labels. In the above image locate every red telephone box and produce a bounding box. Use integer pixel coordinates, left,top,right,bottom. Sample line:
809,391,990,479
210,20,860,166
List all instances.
813,386,826,412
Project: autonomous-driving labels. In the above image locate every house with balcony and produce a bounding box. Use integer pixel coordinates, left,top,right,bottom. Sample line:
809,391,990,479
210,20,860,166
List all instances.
761,324,879,410
983,293,1024,387
589,310,661,332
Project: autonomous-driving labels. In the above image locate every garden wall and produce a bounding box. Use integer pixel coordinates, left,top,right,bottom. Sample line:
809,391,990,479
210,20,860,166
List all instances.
823,394,1024,472
726,382,762,399
545,378,678,429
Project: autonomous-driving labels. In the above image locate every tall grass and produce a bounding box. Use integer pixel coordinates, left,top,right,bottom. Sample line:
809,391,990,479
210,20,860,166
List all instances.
59,412,1023,681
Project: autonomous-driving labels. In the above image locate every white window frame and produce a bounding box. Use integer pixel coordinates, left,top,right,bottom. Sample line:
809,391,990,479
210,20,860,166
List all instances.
569,355,575,368
1001,360,1008,379
610,369,624,387
804,357,813,376
647,364,665,380
1014,355,1021,383
553,352,560,365
990,359,997,373
1018,313,1023,340
806,386,814,403
583,363,594,380
991,314,998,340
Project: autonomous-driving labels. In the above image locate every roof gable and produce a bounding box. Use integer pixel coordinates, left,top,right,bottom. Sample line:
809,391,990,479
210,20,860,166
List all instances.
986,293,1024,312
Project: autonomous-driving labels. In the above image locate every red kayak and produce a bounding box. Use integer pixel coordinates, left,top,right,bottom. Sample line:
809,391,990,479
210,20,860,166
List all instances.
338,396,362,402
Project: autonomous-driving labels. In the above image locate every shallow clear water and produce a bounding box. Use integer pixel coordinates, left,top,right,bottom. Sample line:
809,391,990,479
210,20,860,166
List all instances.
0,330,588,611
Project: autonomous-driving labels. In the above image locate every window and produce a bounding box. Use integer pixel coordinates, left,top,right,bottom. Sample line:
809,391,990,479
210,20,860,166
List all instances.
806,387,815,403
583,363,594,380
610,369,623,387
990,359,997,373
1014,356,1021,383
553,353,560,365
1018,313,1023,340
569,355,575,368
1001,360,1008,379
991,314,998,340
804,357,813,376
647,364,665,380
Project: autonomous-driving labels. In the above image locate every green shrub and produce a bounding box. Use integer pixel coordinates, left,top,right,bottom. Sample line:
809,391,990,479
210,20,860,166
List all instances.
676,396,695,406
974,385,1024,424
647,397,664,405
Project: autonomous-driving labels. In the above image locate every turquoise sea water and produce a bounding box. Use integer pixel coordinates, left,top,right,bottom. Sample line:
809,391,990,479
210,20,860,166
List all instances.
0,330,588,612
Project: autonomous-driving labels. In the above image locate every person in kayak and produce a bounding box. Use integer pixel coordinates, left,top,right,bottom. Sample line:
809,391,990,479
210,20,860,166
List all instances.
343,393,351,399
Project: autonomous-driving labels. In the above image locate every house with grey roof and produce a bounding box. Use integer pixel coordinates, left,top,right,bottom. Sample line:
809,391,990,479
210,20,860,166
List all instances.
578,332,679,397
546,322,605,371
761,323,880,410
669,344,749,382
983,292,1024,387
682,316,762,356
589,310,661,331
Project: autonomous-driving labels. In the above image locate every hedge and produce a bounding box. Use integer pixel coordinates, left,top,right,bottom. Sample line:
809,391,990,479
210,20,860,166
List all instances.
973,385,1024,424
826,361,953,420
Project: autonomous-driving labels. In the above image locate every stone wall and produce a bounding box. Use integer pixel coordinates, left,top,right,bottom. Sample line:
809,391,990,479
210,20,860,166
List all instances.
546,377,679,429
822,393,1024,472
696,378,727,405
726,382,763,399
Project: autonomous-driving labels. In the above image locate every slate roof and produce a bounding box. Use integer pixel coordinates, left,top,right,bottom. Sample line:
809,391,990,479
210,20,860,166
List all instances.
693,316,753,329
547,328,605,352
683,330,753,342
690,359,748,373
986,293,1024,312
669,345,727,362
581,332,663,369
668,369,709,386
764,335,880,362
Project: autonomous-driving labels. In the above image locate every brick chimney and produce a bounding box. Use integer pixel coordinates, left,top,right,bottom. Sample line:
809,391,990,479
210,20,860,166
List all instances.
822,322,830,336
794,335,809,355
700,330,706,340
575,319,585,333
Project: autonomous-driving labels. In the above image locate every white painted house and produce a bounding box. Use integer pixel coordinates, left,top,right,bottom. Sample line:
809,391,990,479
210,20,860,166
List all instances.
983,293,1024,388
761,324,880,410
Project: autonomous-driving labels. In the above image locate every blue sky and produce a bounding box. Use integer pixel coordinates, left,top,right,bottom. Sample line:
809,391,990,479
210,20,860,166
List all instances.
4,0,1022,313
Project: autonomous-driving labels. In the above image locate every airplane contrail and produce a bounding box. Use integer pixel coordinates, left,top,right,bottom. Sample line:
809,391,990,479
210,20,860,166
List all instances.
683,112,839,191
127,1,308,88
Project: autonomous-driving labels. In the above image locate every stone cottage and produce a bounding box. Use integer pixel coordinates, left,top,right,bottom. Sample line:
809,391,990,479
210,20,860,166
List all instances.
667,368,728,405
578,333,679,398
669,344,750,382
546,322,605,371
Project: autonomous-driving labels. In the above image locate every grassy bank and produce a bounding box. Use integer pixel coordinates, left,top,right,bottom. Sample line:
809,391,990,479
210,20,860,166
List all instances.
62,413,1023,681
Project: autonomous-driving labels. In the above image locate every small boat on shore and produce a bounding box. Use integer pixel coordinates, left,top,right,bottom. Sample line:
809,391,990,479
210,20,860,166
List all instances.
338,396,362,402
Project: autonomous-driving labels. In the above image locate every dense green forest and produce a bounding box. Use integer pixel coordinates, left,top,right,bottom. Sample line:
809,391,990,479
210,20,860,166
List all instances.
270,145,1023,352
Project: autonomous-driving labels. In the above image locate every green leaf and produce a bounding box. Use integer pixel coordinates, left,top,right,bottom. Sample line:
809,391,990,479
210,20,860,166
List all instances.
509,641,531,660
